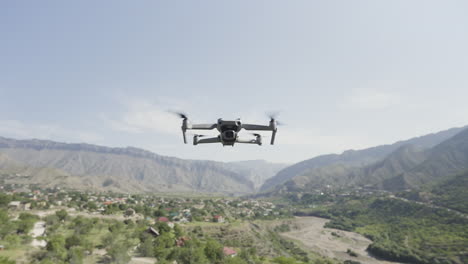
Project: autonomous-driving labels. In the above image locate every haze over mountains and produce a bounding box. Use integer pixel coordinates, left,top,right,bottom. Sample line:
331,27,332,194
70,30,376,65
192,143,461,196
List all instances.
1,125,467,196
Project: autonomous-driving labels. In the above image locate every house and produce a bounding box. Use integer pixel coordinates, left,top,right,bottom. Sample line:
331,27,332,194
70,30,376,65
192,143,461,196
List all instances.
8,201,21,210
157,217,169,223
23,203,31,211
0,245,4,251
213,215,225,223
147,227,160,237
178,217,189,223
167,222,175,229
223,247,237,257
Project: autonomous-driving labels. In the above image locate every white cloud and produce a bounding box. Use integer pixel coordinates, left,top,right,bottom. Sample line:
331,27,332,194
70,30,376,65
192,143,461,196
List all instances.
103,98,185,136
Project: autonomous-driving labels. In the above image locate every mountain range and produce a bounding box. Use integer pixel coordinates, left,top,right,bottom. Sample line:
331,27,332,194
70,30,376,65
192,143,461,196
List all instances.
1,124,467,196
260,125,468,194
0,137,286,195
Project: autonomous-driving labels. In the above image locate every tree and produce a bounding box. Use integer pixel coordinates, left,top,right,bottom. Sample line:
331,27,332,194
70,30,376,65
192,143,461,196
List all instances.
171,241,207,264
108,221,125,233
46,235,68,261
0,193,11,208
0,209,13,239
4,234,21,247
16,213,37,234
139,238,154,257
154,209,166,217
107,242,131,264
154,232,174,259
68,246,84,264
44,214,60,226
204,239,224,263
272,256,301,264
174,224,184,237
65,234,82,249
155,222,171,234
86,201,98,211
224,257,248,264
55,209,68,221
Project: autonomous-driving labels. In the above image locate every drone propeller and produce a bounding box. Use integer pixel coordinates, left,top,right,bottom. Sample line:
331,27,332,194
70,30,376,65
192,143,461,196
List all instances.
267,112,285,126
170,111,188,120
267,111,280,121
169,110,190,144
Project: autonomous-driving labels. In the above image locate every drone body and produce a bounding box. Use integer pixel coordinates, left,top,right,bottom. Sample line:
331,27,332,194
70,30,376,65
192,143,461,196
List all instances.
176,115,279,146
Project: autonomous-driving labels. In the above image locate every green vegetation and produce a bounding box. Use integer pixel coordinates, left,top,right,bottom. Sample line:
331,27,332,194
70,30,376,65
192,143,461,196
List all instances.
4,182,465,264
0,209,37,248
430,171,468,213
398,171,468,214
346,249,358,257
315,198,467,264
0,188,340,264
0,257,15,264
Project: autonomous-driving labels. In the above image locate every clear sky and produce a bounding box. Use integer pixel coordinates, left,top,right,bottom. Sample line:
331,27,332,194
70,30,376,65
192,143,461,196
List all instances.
1,1,467,163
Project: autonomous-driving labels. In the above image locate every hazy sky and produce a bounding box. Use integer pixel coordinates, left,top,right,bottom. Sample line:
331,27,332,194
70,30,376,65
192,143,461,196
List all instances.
1,1,467,163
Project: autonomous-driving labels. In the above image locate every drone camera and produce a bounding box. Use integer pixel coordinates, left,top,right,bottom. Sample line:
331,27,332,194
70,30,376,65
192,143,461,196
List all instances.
223,130,236,139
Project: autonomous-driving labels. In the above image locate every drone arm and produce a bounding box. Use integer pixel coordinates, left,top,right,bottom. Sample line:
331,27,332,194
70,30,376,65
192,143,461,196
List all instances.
189,123,217,130
236,136,262,146
270,129,277,145
181,119,188,144
195,136,221,145
182,129,187,144
241,124,273,131
236,138,259,145
242,123,278,145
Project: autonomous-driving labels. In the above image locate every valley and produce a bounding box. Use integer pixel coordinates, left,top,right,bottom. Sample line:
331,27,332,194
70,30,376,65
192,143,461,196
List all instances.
281,217,399,264
1,125,468,264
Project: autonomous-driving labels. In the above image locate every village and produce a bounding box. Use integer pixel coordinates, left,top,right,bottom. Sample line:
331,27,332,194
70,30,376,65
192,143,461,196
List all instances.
1,183,288,222
0,183,300,263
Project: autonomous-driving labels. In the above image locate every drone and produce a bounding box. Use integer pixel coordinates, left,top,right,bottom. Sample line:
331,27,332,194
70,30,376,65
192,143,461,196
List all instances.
173,112,281,146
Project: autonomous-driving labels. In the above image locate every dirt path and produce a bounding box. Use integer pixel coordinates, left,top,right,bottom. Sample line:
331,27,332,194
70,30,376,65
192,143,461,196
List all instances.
129,257,157,264
30,221,47,248
282,217,401,264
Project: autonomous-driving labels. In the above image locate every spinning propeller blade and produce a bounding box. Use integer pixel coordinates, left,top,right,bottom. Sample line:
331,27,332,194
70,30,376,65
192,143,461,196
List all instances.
175,112,188,120
267,112,284,125
267,111,280,121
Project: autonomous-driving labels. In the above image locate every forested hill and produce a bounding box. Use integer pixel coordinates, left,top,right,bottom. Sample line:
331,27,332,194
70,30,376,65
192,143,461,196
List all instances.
315,197,468,264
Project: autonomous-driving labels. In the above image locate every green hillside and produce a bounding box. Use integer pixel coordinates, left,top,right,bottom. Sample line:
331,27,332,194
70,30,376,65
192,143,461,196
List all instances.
430,171,468,214
313,198,468,264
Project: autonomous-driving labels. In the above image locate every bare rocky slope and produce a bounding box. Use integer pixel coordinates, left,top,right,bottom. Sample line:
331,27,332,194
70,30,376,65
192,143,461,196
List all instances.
0,137,279,195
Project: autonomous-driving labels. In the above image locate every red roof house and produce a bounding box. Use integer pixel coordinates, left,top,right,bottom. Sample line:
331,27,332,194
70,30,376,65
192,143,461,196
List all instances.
223,247,237,257
213,215,225,223
157,217,169,222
